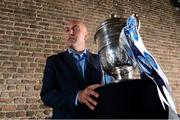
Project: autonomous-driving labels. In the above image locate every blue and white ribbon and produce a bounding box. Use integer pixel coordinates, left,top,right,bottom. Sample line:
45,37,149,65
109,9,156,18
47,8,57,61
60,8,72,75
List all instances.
119,14,177,114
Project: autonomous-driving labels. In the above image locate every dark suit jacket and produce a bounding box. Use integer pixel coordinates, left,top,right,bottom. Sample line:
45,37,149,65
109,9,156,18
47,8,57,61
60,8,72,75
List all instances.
40,50,102,119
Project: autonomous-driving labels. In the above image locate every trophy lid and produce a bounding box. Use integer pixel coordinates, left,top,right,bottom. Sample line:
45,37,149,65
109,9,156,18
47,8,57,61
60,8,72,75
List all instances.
94,14,126,51
98,14,125,28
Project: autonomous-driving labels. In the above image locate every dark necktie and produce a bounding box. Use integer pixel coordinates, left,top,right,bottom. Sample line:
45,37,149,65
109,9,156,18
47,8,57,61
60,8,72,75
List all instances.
71,53,86,78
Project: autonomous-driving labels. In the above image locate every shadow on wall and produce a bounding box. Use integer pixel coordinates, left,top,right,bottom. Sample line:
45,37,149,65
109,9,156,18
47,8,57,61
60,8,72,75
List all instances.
169,0,180,24
174,11,180,25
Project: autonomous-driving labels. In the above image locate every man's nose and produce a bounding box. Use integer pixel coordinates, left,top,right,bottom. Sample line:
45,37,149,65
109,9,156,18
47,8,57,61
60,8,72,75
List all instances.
70,29,74,36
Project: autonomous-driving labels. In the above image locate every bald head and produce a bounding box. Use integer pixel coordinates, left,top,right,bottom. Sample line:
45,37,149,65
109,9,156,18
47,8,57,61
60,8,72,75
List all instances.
64,20,88,33
63,20,88,52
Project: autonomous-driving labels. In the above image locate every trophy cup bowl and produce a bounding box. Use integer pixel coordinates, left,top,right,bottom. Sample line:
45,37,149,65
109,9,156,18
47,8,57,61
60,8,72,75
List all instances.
94,14,136,82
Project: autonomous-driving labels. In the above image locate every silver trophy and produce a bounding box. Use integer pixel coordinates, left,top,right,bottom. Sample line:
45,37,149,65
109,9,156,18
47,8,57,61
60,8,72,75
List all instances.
94,14,136,82
95,14,178,118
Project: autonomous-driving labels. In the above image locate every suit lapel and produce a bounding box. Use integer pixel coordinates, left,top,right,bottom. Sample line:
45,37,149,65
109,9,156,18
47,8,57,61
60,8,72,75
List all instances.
85,51,93,85
61,51,84,84
86,51,102,85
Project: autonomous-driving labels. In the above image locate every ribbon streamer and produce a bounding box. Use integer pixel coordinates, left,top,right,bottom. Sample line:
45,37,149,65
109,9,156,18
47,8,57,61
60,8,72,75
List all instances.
119,14,177,114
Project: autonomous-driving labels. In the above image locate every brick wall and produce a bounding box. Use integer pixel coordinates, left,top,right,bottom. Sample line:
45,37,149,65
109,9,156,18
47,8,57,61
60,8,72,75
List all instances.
0,0,179,118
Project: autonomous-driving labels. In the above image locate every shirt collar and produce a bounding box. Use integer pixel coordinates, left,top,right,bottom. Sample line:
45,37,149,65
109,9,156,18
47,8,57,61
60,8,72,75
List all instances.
68,48,87,58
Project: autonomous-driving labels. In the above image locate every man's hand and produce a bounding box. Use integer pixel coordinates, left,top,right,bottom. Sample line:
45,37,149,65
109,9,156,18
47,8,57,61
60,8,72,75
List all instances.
78,84,102,110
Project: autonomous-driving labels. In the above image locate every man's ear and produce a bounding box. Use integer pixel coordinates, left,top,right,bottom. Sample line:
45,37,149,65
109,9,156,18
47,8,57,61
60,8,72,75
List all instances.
85,32,89,40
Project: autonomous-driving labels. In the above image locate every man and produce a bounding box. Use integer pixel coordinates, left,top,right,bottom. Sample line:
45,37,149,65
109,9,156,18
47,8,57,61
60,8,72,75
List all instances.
40,20,104,118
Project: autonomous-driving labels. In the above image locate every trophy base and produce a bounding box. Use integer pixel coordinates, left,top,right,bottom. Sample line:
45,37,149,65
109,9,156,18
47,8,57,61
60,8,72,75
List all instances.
112,66,133,83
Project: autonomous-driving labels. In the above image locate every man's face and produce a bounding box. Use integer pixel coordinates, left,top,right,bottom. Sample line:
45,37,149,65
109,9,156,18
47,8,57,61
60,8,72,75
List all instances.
64,21,87,47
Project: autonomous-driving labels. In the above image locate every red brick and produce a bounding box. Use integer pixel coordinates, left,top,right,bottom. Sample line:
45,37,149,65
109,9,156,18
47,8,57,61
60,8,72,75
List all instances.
16,111,26,117
26,98,38,103
7,85,16,90
14,23,29,28
16,85,25,91
0,30,5,34
39,104,49,109
17,105,28,110
10,57,27,62
0,112,5,118
9,92,21,97
0,56,10,61
6,112,16,118
29,105,38,110
0,79,5,84
0,98,13,104
26,111,35,117
3,105,16,111
0,92,9,97
34,85,41,90
2,73,12,79
6,79,21,84
43,110,51,115
14,98,26,104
